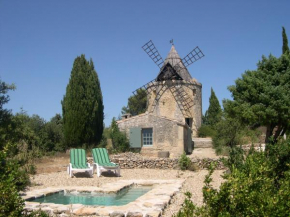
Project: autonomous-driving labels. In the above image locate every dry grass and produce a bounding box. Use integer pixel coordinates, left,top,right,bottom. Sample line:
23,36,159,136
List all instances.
35,152,69,174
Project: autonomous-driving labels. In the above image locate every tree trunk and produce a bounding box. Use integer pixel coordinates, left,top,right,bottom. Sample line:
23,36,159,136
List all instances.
273,125,283,143
265,125,275,144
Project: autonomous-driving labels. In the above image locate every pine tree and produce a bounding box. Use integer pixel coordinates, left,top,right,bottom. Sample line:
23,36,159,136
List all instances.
282,27,289,54
121,89,147,116
62,55,104,148
203,88,222,126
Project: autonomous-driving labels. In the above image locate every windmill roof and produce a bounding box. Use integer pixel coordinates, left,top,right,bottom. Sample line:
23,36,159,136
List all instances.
159,45,192,81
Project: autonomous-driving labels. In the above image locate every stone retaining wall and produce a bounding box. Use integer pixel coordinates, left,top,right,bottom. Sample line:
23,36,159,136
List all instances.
88,152,225,170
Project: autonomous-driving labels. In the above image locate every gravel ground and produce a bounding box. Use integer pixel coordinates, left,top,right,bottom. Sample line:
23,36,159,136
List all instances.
28,169,224,216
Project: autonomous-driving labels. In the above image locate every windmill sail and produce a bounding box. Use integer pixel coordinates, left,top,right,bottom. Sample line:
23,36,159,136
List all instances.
181,46,204,68
142,40,164,68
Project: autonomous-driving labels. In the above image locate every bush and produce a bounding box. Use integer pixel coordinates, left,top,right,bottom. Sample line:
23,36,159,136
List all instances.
176,138,290,216
0,146,25,217
174,192,196,217
27,210,50,217
198,125,216,138
178,152,191,170
110,118,129,153
188,162,199,171
212,117,259,155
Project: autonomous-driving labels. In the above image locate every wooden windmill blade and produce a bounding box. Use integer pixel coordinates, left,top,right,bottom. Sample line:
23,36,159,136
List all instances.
149,84,169,113
142,40,164,68
132,78,156,96
169,84,195,117
182,46,204,67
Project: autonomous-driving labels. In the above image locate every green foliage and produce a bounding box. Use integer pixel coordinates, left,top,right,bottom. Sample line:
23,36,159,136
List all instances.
4,111,64,153
0,78,54,216
213,116,244,150
0,79,16,148
178,152,191,170
121,89,147,116
0,145,25,217
0,78,15,123
282,27,289,54
109,118,129,153
203,88,222,127
177,139,290,216
225,51,290,143
174,192,196,217
27,210,50,217
62,55,104,148
212,114,259,155
41,114,65,151
198,125,216,138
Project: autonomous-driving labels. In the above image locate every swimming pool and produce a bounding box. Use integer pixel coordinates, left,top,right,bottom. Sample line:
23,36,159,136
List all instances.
28,185,152,206
23,180,184,216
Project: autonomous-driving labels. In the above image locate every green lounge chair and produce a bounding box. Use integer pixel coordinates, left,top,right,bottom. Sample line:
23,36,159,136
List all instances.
92,148,120,177
67,149,93,178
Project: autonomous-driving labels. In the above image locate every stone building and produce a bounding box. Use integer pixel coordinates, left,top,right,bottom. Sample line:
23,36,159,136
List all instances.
117,45,202,157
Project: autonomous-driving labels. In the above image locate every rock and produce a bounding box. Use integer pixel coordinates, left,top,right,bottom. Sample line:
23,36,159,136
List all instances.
126,212,143,217
73,207,98,216
52,206,69,214
97,209,110,216
110,211,125,217
145,211,161,217
143,202,153,208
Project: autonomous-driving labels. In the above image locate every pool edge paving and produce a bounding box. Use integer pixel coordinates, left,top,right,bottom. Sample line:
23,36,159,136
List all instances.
23,179,185,217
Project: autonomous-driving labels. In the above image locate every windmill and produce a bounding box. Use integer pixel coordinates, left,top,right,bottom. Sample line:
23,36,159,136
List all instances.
133,40,204,118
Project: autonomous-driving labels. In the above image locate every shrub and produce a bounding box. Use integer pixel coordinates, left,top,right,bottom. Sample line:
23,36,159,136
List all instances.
27,210,50,217
198,125,216,138
178,152,191,170
212,117,259,155
188,162,199,171
0,146,25,217
176,138,290,216
110,118,129,153
174,192,196,217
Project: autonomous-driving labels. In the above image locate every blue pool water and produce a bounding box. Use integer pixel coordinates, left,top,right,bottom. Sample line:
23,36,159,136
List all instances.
29,186,152,206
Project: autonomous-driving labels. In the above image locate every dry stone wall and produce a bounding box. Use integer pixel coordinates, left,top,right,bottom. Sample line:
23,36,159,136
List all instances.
88,152,225,170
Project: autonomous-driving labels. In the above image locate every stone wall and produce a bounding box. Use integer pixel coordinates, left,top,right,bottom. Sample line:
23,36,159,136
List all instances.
117,113,189,157
192,81,202,136
88,152,225,170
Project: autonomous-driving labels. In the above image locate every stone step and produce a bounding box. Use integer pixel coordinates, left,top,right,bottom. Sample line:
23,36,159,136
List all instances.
192,138,213,148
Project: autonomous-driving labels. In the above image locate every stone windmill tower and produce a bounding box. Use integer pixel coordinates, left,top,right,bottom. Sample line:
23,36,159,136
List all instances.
134,40,204,136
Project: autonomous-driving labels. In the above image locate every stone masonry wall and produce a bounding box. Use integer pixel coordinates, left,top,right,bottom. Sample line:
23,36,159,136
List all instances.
117,113,188,157
88,152,225,170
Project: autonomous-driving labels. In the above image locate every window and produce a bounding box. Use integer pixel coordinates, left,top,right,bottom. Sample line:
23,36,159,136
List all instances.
185,118,193,128
142,128,153,146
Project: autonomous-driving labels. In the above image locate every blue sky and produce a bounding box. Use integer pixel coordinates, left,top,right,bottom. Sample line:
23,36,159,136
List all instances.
1,1,289,126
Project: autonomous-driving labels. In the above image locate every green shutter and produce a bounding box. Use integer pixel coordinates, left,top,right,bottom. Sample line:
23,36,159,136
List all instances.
129,128,142,148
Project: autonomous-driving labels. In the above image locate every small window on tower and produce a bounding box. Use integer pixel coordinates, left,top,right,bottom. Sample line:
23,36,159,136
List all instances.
185,118,193,128
192,89,196,96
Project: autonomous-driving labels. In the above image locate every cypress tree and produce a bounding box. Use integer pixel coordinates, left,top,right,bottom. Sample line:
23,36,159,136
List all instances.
203,88,222,126
62,55,104,148
282,27,289,54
